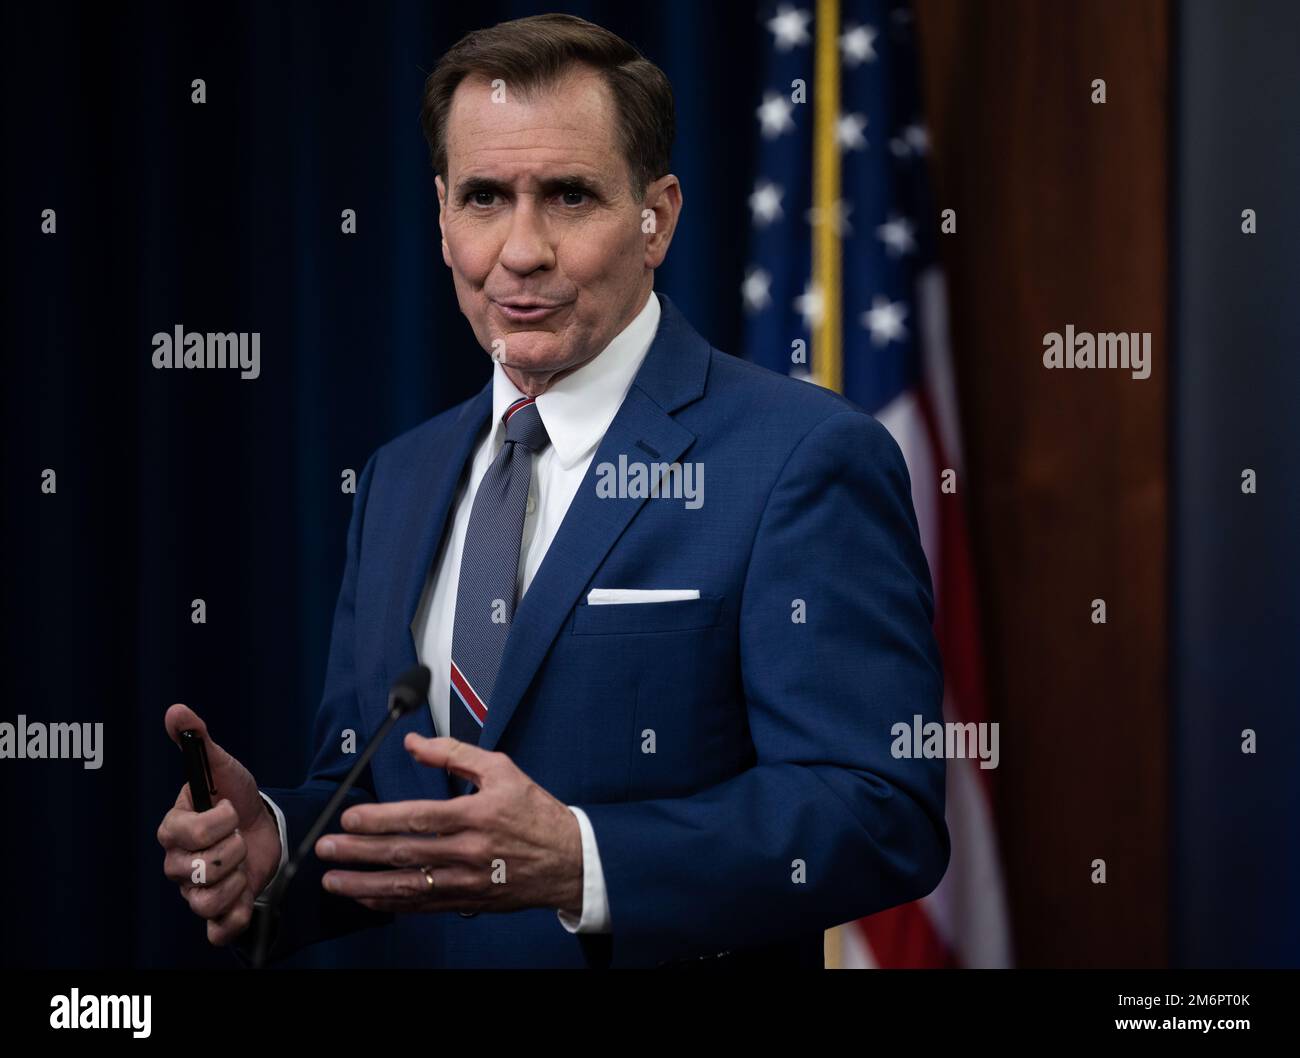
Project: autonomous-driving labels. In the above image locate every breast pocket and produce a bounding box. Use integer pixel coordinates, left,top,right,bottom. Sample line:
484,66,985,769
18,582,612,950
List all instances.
570,593,724,635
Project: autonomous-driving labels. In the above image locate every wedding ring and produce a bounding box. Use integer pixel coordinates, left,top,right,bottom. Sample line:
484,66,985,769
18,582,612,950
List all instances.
420,865,435,889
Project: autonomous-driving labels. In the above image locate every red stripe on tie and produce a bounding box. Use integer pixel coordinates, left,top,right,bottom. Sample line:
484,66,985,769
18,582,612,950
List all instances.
502,396,535,424
450,660,488,726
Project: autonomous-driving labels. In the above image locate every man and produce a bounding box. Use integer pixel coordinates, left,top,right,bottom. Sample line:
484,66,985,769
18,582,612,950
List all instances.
156,13,949,969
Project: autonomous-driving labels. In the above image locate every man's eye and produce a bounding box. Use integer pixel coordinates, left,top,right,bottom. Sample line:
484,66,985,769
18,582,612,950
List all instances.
557,189,587,206
470,191,496,207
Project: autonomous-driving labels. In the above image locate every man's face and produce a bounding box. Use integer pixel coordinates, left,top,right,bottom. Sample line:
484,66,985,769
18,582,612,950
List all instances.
435,65,678,392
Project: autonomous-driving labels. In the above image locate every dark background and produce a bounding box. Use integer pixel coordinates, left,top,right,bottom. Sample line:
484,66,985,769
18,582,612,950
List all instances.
1,0,765,970
3,0,1297,969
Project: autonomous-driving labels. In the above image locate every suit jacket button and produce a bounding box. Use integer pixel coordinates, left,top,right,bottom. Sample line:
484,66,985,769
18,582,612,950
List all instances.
459,910,478,917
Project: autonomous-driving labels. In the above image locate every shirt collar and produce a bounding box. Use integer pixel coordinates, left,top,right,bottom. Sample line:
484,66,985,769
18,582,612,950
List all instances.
490,290,661,470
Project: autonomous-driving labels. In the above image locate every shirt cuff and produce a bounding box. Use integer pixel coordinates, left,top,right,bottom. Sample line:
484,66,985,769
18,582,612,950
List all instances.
557,805,611,934
254,792,290,907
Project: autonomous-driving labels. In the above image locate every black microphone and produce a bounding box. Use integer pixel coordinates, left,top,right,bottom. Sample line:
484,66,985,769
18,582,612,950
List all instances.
249,664,430,969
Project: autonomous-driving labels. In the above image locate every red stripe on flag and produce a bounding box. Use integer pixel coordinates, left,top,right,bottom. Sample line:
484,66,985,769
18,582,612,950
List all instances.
857,378,1009,967
915,385,995,798
856,901,958,969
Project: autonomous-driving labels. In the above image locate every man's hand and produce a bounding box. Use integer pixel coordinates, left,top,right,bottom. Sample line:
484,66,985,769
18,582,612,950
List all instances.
157,704,284,946
315,734,584,917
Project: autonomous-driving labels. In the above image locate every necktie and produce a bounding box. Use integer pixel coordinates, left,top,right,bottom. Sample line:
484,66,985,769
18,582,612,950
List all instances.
449,396,550,757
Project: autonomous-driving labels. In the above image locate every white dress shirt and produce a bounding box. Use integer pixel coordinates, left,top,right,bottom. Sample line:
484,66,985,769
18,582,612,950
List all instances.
256,290,661,938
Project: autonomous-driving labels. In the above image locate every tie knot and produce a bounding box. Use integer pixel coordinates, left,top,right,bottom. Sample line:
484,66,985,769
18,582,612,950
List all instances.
502,397,550,452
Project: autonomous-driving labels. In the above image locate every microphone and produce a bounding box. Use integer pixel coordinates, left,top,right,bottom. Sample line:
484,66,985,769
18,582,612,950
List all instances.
249,664,431,969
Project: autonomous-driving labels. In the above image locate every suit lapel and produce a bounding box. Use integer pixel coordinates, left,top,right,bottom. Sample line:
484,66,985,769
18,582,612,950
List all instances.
381,382,491,801
378,293,711,778
478,293,711,754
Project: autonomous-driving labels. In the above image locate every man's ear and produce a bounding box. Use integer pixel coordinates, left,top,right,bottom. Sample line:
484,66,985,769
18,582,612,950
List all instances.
435,174,452,267
641,174,682,270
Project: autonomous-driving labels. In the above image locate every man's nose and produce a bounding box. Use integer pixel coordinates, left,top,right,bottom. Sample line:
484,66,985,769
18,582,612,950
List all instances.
498,199,554,274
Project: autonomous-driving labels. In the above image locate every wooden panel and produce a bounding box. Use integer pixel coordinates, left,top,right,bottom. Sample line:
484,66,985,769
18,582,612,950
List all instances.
914,0,1169,967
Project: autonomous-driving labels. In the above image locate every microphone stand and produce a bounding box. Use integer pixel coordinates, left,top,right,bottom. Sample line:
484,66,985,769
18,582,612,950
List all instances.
250,664,430,969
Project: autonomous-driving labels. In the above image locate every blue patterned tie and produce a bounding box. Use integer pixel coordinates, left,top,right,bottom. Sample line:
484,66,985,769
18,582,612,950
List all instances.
449,396,550,760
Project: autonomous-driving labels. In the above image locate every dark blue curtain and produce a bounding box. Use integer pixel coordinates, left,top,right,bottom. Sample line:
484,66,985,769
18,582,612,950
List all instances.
1172,0,1300,968
1,0,764,967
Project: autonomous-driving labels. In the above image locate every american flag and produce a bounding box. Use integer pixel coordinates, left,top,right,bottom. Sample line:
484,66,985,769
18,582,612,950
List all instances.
742,0,1013,968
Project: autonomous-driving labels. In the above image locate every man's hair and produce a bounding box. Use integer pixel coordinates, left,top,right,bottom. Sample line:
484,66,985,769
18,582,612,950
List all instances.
419,13,675,200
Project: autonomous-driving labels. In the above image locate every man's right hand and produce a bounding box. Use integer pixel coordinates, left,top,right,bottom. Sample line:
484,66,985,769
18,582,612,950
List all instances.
157,704,284,946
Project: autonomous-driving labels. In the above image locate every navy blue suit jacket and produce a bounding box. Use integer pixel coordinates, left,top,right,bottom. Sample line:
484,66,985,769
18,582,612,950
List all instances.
250,293,949,968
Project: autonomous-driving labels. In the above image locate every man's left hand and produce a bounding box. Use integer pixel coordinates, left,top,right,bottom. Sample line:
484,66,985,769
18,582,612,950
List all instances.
315,734,584,917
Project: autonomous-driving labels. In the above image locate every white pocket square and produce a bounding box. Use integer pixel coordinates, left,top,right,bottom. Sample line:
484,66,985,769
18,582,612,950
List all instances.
586,588,701,606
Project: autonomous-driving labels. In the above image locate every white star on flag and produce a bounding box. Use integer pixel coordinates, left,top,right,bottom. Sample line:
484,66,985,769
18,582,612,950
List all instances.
742,267,773,313
860,295,908,346
890,123,930,158
794,280,825,330
840,24,878,67
767,5,812,51
748,180,784,226
876,214,916,256
806,199,854,237
836,112,869,151
756,92,796,139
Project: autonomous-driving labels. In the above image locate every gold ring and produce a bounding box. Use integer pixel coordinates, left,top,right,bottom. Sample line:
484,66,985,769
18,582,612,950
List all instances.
420,865,435,890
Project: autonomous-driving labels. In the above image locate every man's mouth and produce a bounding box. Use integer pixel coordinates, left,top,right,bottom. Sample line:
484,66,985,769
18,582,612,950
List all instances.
490,299,571,324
